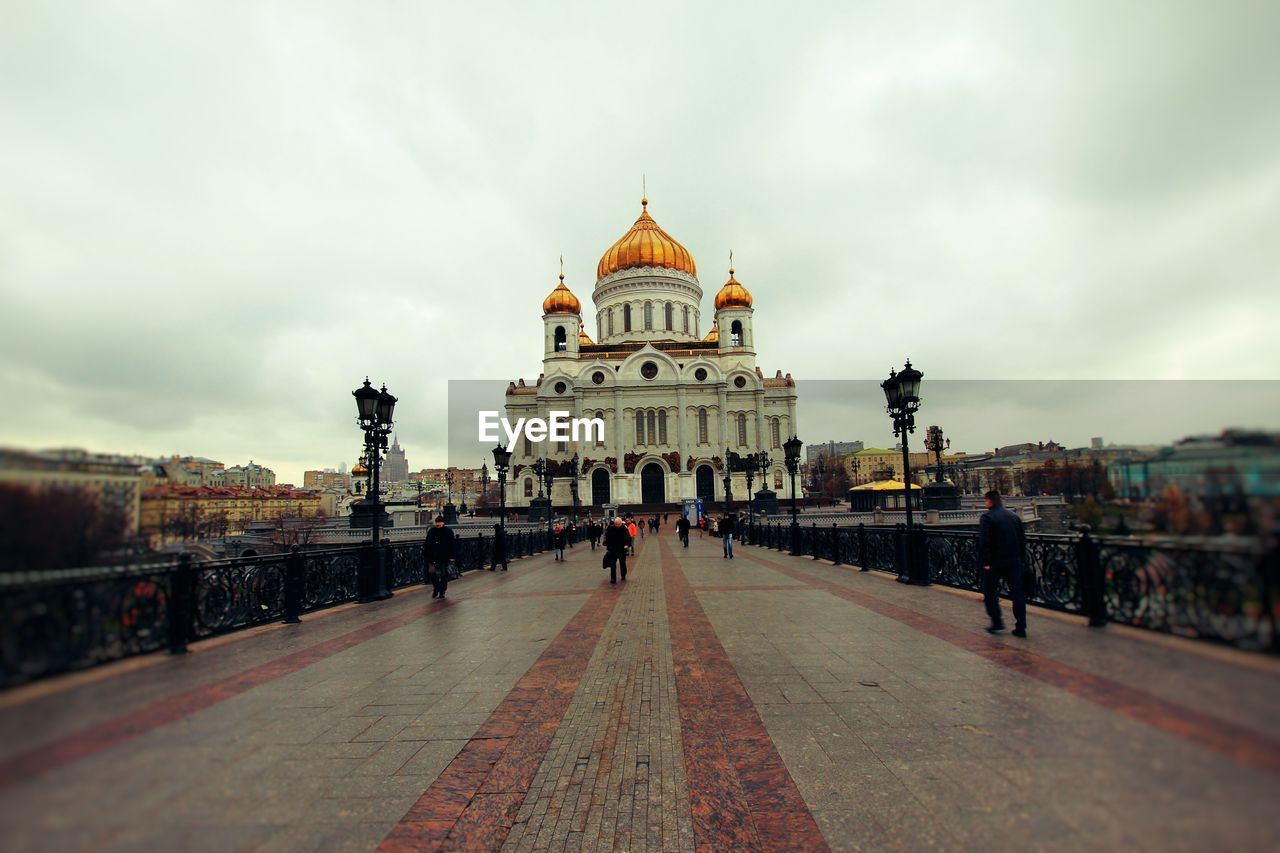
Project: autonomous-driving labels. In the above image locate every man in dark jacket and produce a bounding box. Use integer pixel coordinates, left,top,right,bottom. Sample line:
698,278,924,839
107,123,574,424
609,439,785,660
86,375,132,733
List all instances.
490,523,508,571
603,516,631,584
675,514,691,548
423,515,455,599
977,491,1027,637
720,514,736,559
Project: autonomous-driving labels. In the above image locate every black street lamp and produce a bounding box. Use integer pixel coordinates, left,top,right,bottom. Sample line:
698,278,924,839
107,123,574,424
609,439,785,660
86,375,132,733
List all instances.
567,453,580,522
352,377,396,601
534,457,555,548
479,462,490,511
924,425,950,483
444,469,458,524
811,455,827,503
783,435,803,555
722,446,737,513
882,359,927,584
491,443,511,533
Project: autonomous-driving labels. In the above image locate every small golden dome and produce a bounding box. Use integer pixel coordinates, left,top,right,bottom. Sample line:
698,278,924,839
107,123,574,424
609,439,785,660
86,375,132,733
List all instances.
702,319,719,343
542,272,582,315
597,198,697,280
714,264,753,310
578,323,594,345
351,462,368,477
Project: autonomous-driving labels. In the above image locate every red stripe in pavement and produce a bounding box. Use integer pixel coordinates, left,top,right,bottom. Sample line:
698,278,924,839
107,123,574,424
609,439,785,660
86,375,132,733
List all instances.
691,583,815,593
661,537,830,851
0,560,554,789
749,553,1280,776
380,583,621,851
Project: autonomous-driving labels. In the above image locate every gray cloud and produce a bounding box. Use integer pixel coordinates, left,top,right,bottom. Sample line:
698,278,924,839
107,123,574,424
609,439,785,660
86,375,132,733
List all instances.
2,1,1277,483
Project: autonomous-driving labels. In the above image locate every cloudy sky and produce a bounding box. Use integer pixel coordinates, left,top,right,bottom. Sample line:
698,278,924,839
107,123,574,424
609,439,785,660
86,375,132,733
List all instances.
2,1,1277,483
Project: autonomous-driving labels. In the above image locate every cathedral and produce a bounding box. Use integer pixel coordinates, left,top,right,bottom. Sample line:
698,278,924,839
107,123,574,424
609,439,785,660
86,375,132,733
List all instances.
503,196,799,511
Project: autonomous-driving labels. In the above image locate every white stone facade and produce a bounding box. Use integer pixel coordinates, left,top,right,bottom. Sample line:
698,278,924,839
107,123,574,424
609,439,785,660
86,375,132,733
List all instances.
504,203,799,511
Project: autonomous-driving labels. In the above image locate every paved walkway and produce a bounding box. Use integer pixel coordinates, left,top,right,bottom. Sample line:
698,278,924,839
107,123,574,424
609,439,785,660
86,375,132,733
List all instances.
1,532,1278,851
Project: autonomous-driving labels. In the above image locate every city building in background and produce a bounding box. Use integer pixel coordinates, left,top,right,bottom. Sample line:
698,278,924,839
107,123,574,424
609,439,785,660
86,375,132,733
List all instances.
1109,430,1280,501
139,485,322,546
807,440,863,464
504,197,799,509
381,437,409,484
208,461,276,489
0,447,142,536
303,468,353,491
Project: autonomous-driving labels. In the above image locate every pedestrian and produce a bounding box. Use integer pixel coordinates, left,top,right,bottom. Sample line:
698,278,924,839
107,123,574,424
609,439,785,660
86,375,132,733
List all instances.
720,513,736,559
603,516,631,584
568,521,577,548
698,516,706,538
423,515,455,599
554,522,567,561
588,518,600,550
675,513,691,548
709,517,719,537
490,523,508,571
626,517,639,554
978,491,1028,638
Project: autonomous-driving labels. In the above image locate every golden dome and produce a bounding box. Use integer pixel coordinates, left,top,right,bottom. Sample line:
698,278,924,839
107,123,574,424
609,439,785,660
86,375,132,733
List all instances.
702,319,719,343
714,264,753,309
578,323,594,345
597,198,697,280
351,462,368,477
542,272,582,315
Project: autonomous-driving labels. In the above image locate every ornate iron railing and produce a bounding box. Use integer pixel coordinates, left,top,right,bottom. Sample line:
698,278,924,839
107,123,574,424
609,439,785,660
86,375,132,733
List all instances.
0,526,571,689
749,522,1278,653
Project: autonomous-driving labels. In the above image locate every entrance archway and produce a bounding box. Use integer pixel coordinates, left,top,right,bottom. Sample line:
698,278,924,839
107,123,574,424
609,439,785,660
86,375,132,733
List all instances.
591,468,610,506
695,464,715,502
641,463,666,504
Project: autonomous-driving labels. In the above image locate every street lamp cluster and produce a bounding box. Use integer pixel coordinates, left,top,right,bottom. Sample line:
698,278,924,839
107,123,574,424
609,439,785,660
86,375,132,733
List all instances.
352,377,397,601
881,360,928,584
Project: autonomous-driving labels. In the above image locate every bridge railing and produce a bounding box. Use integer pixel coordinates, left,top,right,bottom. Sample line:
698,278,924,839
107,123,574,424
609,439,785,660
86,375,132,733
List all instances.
0,526,584,689
747,522,1278,653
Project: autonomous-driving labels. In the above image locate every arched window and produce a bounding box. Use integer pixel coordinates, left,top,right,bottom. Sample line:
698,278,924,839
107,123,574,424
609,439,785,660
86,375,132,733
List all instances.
554,326,567,352
730,320,743,347
658,410,667,445
624,304,632,332
647,410,657,444
771,418,781,449
643,301,653,330
774,471,783,489
682,306,689,333
608,308,615,337
597,316,603,341
737,413,748,446
664,302,673,330
697,408,708,444
523,436,532,457
524,478,533,498
635,410,645,445
557,440,567,453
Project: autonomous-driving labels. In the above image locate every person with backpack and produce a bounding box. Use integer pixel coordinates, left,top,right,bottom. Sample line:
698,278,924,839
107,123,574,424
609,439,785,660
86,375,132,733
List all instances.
423,515,455,599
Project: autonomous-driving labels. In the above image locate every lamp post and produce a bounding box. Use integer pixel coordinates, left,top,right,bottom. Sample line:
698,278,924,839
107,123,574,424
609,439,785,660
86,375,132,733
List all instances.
491,444,511,534
812,455,827,504
542,460,557,549
882,360,927,584
783,436,803,555
924,425,950,483
743,452,757,540
567,453,580,523
352,377,396,601
722,446,736,513
479,463,490,512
